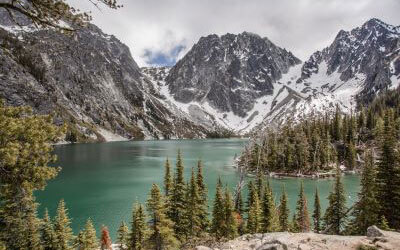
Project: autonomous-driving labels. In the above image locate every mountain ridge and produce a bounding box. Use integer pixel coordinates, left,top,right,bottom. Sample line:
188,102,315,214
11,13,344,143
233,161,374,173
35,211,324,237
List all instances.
0,15,399,141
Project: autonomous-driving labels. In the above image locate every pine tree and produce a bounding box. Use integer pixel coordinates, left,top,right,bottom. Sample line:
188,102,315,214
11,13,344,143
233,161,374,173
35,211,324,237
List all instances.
235,190,244,217
196,160,209,231
224,188,238,239
182,169,203,239
26,208,42,250
211,178,225,239
0,102,62,249
290,214,300,233
130,203,148,250
247,190,262,233
323,167,347,235
146,184,178,250
345,142,356,170
235,189,245,235
54,200,74,250
379,216,390,231
312,188,322,233
169,150,187,239
255,170,264,199
278,186,290,232
100,226,112,250
295,182,311,232
347,151,380,235
75,231,86,250
333,105,342,141
261,185,279,232
117,221,129,250
41,208,56,250
164,158,173,197
376,110,400,230
246,181,257,212
81,218,98,250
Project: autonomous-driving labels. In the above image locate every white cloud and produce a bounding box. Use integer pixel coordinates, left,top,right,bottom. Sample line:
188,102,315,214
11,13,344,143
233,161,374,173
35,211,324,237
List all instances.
68,0,400,66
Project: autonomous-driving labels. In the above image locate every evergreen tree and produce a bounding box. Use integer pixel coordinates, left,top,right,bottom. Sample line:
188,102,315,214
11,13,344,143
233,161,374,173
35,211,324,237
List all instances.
261,185,279,232
278,186,290,231
290,214,300,233
379,215,390,231
183,169,202,238
255,170,264,199
333,105,342,141
246,181,257,212
164,158,173,197
312,188,322,233
345,142,356,170
211,178,225,239
0,102,62,249
117,221,129,250
26,208,42,250
376,110,400,230
75,231,86,250
81,218,99,249
100,226,112,250
235,190,244,217
323,167,347,235
146,184,178,250
169,150,187,239
196,160,210,231
41,208,56,250
130,203,148,250
247,190,262,233
347,151,380,235
224,188,238,239
295,182,311,232
54,200,74,250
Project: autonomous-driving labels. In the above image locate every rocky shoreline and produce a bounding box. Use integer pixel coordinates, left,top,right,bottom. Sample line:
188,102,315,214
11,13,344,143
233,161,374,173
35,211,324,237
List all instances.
196,226,400,250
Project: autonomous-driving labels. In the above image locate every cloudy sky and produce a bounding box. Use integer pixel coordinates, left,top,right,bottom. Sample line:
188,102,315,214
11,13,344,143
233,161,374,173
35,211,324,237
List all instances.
68,0,400,67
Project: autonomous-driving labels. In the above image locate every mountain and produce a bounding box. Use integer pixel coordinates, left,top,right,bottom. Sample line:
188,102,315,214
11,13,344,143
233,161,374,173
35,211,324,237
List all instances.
146,18,399,134
299,18,400,104
1,13,398,140
144,32,301,132
0,10,214,142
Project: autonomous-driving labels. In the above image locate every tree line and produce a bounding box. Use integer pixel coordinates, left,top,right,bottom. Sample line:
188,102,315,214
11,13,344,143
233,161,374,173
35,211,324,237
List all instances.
242,88,400,174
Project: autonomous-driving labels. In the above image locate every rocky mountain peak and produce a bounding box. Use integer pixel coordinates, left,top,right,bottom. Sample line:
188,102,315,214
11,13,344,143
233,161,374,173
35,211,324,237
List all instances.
166,31,301,118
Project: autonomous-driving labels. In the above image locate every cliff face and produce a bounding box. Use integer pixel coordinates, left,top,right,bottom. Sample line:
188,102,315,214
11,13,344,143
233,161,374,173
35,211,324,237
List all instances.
0,11,213,142
166,32,301,117
196,226,400,250
145,19,400,135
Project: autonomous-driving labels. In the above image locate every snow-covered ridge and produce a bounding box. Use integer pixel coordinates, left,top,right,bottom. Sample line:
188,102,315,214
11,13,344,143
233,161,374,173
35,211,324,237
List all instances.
142,18,400,135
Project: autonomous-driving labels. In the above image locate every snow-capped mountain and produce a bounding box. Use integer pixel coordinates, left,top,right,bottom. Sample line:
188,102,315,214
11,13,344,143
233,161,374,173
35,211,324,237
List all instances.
150,32,301,132
1,12,398,140
0,10,214,141
144,18,400,134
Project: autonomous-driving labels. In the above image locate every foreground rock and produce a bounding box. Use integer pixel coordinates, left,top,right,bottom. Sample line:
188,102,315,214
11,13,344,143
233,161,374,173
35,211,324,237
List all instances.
196,226,400,250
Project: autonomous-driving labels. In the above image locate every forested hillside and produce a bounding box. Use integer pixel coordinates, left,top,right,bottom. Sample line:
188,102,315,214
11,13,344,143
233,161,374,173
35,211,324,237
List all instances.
242,87,400,175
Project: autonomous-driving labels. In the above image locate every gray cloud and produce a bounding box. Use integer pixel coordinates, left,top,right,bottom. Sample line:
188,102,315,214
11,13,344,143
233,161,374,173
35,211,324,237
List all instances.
68,0,400,66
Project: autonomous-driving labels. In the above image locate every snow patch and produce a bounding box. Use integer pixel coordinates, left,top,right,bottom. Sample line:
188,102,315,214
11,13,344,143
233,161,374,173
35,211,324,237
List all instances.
97,127,128,142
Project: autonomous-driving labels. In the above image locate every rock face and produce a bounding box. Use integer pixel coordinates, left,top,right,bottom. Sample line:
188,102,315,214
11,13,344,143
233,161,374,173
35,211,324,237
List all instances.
299,18,400,104
196,226,400,250
145,19,399,134
1,14,399,139
166,32,301,117
0,11,212,142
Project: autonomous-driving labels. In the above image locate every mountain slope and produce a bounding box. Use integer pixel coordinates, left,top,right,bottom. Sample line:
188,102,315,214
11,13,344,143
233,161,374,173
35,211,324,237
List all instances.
0,11,212,142
146,19,399,135
150,32,301,132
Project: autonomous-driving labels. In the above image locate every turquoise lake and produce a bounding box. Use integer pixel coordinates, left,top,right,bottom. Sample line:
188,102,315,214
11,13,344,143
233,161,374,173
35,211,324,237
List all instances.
36,138,360,240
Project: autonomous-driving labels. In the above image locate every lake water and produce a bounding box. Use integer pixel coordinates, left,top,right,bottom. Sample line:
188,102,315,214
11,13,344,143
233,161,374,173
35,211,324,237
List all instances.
36,138,360,240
